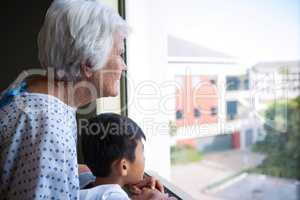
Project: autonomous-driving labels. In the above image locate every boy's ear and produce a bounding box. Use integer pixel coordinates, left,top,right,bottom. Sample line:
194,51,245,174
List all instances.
115,158,129,177
80,62,94,79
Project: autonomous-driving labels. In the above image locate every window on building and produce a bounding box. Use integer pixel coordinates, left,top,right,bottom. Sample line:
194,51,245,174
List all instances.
210,79,216,85
210,107,218,116
194,108,201,118
176,110,183,120
244,78,249,90
226,101,237,120
226,76,240,90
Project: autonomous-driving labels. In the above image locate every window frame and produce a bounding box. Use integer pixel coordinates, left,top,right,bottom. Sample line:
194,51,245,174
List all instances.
118,0,128,116
118,1,188,199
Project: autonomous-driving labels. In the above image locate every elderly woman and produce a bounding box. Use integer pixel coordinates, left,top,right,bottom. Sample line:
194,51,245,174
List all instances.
0,0,167,199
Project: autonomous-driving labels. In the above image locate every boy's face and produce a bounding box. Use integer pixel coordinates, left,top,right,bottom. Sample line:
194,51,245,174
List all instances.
126,140,145,184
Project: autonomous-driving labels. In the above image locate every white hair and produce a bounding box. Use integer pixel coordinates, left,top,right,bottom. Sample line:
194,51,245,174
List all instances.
37,0,129,81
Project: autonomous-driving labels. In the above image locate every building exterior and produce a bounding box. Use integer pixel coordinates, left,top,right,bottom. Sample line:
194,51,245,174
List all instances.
250,61,300,111
168,35,262,152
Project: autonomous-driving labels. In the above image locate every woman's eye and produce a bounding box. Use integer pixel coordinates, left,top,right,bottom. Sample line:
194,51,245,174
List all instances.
120,49,125,57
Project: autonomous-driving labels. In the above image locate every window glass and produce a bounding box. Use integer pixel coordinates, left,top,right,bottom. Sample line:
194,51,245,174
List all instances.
193,108,201,118
226,101,237,120
226,76,240,90
126,0,300,199
210,107,218,116
176,110,183,120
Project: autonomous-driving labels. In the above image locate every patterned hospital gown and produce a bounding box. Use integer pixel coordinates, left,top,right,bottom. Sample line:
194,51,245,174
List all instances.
0,90,79,199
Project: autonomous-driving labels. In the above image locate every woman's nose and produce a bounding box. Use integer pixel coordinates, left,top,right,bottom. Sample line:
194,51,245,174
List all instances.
121,59,127,71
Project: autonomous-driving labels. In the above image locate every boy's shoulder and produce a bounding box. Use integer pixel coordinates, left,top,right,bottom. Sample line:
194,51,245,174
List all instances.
80,184,130,200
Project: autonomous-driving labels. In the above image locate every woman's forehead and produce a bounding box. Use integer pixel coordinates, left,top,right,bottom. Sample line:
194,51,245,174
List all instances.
112,37,124,54
114,31,125,42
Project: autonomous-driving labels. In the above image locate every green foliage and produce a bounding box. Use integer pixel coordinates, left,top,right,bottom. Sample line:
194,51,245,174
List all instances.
168,120,177,136
171,146,202,165
253,97,300,179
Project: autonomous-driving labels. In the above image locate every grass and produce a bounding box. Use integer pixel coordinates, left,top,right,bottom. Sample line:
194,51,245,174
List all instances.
171,146,202,165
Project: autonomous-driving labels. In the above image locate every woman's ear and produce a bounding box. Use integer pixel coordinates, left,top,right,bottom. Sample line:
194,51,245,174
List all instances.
80,62,94,79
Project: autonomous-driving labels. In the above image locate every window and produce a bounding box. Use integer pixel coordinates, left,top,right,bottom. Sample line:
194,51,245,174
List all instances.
193,108,201,118
210,107,217,116
210,79,216,85
226,77,240,91
176,110,183,120
244,78,249,90
226,75,250,91
126,0,300,199
226,101,237,120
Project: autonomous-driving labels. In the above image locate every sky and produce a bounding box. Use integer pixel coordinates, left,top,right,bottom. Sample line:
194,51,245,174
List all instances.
164,0,300,63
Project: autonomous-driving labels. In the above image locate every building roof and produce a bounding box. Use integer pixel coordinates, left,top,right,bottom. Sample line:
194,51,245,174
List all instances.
168,35,234,59
252,61,300,73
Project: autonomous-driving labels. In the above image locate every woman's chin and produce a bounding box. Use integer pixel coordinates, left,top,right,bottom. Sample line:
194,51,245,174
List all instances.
107,87,119,97
112,82,120,96
110,91,119,97
101,83,120,97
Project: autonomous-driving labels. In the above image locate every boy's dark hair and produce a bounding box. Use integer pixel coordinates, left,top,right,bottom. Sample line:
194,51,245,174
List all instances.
81,113,146,177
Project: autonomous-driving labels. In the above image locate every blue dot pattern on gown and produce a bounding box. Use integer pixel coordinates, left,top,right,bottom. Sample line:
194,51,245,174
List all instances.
0,91,79,200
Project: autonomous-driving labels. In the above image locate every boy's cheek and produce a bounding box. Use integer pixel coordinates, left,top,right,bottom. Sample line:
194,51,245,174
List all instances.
139,172,144,181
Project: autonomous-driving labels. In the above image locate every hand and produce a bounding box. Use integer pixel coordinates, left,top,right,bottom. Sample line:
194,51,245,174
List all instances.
128,175,164,195
131,188,177,200
78,164,91,174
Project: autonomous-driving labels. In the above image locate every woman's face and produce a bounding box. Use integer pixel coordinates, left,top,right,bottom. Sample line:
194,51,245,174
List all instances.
93,34,126,97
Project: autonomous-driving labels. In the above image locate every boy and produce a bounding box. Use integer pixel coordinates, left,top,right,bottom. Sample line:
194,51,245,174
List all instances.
80,113,174,200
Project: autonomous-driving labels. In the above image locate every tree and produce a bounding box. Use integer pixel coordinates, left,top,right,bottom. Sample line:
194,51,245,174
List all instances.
253,97,300,179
